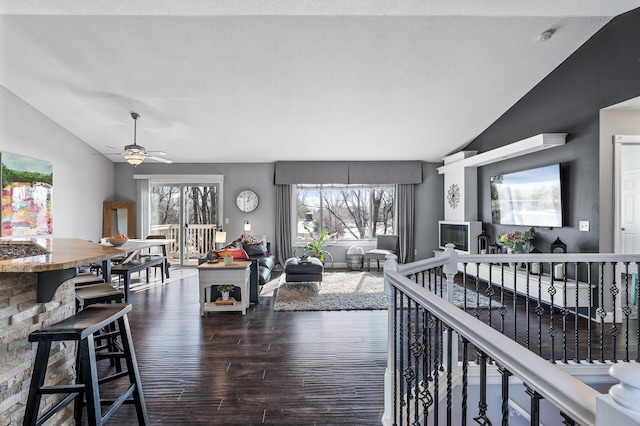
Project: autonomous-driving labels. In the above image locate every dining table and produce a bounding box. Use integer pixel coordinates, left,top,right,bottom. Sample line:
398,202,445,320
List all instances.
100,238,174,283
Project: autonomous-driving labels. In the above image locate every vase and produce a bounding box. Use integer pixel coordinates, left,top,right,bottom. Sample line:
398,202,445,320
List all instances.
221,291,230,301
224,256,233,266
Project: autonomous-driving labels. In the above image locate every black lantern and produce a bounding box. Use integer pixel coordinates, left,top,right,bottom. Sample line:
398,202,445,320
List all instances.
550,237,567,280
488,243,500,254
550,237,567,253
477,230,490,254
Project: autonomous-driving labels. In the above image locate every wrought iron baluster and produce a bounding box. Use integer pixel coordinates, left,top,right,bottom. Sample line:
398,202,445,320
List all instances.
473,351,491,425
412,300,421,424
403,298,413,423
549,261,558,363
525,263,531,349
446,326,453,426
393,288,404,425
622,262,631,362
463,263,469,312
586,262,593,364
461,336,469,426
433,316,440,424
562,262,569,364
512,262,518,343
498,364,511,426
487,264,494,328
610,262,619,363
420,308,433,425
499,264,506,334
525,386,542,425
474,263,482,320
574,262,580,364
536,270,544,357
393,287,399,426
597,262,606,363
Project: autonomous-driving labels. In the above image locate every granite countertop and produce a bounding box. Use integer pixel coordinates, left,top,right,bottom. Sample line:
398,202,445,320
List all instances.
0,238,124,273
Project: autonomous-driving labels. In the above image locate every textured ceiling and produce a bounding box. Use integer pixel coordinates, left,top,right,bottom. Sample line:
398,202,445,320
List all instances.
1,2,638,164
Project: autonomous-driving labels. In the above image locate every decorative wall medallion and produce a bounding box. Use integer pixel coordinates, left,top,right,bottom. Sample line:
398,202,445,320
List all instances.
447,183,460,209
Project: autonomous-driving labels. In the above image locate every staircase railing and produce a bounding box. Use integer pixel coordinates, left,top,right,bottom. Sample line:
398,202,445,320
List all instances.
382,246,640,425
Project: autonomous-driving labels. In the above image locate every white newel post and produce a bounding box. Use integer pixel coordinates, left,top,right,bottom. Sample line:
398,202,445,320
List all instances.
443,243,458,304
381,253,398,426
442,244,460,370
596,363,640,425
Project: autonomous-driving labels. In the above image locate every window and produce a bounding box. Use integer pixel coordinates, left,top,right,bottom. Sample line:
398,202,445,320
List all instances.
295,184,395,241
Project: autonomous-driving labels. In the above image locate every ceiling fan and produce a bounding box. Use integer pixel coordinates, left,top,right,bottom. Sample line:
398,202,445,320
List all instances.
108,112,173,166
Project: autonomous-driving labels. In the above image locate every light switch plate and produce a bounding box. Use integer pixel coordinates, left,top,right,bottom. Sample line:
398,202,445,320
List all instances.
579,221,589,231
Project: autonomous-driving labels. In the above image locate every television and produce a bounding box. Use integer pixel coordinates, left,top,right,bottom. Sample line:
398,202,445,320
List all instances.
490,164,563,227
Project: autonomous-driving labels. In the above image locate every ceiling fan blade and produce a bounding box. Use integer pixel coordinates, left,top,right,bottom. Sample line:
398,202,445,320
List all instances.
145,151,167,156
146,155,173,164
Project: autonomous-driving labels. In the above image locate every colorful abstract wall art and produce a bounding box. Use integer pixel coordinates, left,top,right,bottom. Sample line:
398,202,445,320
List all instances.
1,153,53,236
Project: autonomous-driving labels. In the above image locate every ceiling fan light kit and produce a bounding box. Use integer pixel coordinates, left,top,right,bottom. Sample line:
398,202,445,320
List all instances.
117,112,173,166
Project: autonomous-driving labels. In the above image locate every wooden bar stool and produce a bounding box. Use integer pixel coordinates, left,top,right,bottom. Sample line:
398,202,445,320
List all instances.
75,282,127,370
75,282,125,310
24,303,148,426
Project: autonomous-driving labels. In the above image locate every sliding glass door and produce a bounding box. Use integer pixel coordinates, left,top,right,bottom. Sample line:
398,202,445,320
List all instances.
149,182,221,266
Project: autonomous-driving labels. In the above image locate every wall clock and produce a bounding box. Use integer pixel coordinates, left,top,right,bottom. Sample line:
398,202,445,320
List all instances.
236,189,259,212
447,184,460,209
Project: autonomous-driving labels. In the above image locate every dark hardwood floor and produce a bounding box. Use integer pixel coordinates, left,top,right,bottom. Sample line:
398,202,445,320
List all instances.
100,268,637,425
104,269,388,425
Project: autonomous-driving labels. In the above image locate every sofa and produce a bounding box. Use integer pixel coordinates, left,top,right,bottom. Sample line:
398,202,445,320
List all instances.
245,241,275,302
199,237,275,304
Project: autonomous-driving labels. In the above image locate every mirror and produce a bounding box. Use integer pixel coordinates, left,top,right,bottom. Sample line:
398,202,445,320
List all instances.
103,201,136,238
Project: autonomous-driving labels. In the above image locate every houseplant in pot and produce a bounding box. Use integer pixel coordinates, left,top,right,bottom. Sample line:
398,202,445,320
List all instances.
219,249,234,266
296,224,335,267
217,284,235,301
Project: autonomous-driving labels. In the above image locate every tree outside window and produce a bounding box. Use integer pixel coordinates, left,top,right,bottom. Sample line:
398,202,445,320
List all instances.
295,184,395,241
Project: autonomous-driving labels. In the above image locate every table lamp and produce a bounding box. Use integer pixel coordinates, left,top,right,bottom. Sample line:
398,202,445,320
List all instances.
215,231,227,250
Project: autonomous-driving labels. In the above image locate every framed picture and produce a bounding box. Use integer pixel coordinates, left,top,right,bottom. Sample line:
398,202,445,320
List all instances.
1,152,53,236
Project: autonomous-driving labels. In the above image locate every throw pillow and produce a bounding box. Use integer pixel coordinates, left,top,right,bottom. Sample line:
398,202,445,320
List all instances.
243,243,266,257
242,234,267,253
215,248,248,259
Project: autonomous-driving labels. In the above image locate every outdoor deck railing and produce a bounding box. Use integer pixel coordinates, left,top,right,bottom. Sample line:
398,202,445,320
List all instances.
382,245,640,425
150,224,217,259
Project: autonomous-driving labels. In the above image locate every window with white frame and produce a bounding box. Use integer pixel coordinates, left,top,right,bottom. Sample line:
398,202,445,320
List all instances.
295,184,395,241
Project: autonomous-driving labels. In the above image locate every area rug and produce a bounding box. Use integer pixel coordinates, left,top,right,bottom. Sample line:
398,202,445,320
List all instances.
273,270,502,312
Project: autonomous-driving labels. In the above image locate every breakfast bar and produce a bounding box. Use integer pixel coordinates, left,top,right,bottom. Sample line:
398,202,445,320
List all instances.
0,238,124,425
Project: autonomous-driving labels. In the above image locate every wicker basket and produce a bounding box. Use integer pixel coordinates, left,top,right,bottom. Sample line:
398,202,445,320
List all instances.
346,246,364,271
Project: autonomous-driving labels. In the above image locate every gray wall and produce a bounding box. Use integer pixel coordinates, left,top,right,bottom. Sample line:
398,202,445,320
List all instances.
114,162,276,243
463,9,640,253
0,85,114,240
599,109,640,253
113,160,444,264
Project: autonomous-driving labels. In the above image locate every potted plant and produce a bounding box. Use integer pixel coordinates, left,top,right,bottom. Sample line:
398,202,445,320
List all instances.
217,284,235,300
296,224,335,266
219,249,234,266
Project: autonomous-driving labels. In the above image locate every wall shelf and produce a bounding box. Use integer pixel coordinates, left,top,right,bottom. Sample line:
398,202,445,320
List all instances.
437,133,567,174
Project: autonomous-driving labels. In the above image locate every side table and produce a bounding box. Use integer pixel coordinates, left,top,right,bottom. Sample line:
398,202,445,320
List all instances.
197,260,251,315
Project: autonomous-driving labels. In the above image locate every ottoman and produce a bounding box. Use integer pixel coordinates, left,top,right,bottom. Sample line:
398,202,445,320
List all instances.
284,257,324,283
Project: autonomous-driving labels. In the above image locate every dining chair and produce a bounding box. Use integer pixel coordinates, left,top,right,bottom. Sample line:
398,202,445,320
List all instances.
146,235,171,279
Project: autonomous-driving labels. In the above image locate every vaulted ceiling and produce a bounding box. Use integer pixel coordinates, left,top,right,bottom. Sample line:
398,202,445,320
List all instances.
1,2,638,164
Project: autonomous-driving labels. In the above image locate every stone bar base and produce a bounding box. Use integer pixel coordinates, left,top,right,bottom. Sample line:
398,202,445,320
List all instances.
0,273,76,425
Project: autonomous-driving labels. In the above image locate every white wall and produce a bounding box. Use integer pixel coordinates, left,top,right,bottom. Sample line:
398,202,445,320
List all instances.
0,86,114,240
599,108,640,252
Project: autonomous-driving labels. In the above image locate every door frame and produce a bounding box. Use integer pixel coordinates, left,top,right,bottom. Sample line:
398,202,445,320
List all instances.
134,174,224,266
613,135,640,254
